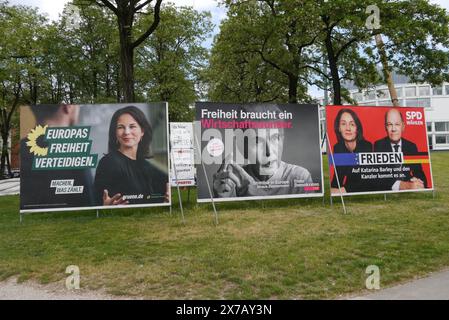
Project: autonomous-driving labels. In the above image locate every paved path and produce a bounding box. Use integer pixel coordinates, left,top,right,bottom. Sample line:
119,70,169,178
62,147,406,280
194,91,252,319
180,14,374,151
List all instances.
2,270,449,300
351,269,449,300
0,277,118,300
0,178,19,196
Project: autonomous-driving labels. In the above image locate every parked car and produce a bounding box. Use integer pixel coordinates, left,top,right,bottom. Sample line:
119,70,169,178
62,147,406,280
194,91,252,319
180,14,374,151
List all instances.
1,168,19,179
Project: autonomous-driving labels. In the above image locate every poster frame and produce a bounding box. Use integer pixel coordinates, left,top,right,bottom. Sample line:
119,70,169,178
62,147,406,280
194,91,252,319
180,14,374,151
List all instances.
325,105,435,197
196,103,325,204
20,102,172,214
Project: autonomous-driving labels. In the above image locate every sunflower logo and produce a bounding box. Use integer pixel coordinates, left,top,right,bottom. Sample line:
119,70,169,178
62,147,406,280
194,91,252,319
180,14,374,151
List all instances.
26,125,48,157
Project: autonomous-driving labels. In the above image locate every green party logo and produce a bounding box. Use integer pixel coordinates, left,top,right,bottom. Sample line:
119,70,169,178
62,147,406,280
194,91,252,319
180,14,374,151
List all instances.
26,125,49,156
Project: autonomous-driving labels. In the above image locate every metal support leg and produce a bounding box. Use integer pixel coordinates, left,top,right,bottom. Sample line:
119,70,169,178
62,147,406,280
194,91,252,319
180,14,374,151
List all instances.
176,184,185,224
195,135,219,225
327,137,347,214
321,134,327,207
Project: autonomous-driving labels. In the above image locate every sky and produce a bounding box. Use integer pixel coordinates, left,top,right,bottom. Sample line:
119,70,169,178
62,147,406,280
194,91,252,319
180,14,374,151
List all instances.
8,0,226,21
9,0,226,50
9,0,449,34
8,0,449,98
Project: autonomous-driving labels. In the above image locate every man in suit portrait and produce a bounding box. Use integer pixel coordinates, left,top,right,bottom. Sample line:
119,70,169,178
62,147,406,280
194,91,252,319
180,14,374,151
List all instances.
374,108,427,191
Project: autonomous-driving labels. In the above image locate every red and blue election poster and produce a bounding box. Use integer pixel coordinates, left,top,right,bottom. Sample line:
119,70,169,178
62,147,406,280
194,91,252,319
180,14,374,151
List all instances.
326,105,433,196
20,103,170,213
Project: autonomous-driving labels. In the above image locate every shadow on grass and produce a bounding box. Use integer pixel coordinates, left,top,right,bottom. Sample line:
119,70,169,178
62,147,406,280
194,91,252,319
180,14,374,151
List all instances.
13,186,437,224
7,151,446,222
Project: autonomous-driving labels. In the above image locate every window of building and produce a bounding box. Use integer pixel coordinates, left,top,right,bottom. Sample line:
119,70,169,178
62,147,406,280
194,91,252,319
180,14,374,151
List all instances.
432,86,443,96
418,86,430,96
427,122,432,132
405,87,416,97
395,87,403,98
366,90,376,100
445,85,449,95
378,100,393,106
435,135,449,144
405,98,431,109
353,92,364,102
428,135,433,150
435,122,449,132
378,100,404,106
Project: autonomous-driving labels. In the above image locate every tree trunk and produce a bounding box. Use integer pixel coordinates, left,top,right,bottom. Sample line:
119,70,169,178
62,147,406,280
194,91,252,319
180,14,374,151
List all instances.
288,74,298,104
69,82,75,104
324,29,342,105
32,77,38,105
254,78,262,102
92,70,98,102
1,80,21,178
5,142,11,176
116,65,121,102
118,17,135,103
105,63,111,98
0,108,6,179
0,132,9,179
28,77,37,105
375,34,399,107
97,0,163,103
30,57,38,104
56,75,63,103
329,63,341,106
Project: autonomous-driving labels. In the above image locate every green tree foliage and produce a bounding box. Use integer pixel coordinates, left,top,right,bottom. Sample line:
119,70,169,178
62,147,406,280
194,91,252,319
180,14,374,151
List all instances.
0,0,212,175
205,11,290,103
63,4,120,103
375,0,449,86
1,0,449,176
0,1,46,177
210,0,320,104
79,0,163,103
208,0,449,105
313,0,382,105
135,5,213,121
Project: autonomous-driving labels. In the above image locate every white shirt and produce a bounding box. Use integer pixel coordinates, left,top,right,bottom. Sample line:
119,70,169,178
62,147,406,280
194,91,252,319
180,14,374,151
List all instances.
391,140,403,191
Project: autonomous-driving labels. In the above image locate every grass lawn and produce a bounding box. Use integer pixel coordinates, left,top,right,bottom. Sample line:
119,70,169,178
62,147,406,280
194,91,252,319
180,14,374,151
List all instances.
0,152,448,299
